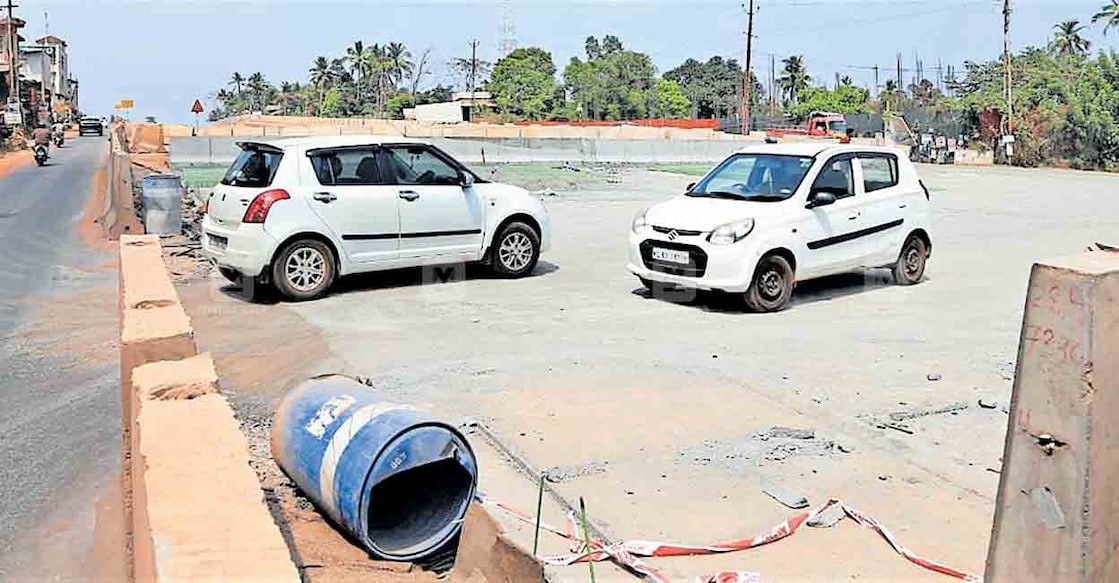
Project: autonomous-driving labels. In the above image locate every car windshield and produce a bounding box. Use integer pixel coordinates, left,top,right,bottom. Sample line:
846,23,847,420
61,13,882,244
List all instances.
688,154,814,201
221,147,283,188
829,120,848,133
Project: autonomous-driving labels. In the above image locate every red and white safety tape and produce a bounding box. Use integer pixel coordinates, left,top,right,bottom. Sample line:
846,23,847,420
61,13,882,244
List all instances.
476,494,982,583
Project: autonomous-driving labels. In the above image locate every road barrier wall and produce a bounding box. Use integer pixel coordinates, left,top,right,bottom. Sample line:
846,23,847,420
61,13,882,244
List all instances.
170,135,750,167
118,234,300,582
105,124,143,239
986,251,1119,582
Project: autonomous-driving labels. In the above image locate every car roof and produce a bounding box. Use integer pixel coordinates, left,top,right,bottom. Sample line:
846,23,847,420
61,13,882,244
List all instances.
734,141,906,158
238,135,432,151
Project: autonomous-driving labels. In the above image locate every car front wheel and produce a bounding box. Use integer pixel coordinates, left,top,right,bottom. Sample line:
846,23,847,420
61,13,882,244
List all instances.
491,222,540,278
745,254,795,313
272,239,335,301
893,235,928,285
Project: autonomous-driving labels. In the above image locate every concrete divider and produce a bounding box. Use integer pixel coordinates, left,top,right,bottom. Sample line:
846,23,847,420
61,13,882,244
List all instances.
986,251,1119,582
118,234,300,582
171,135,751,167
105,123,143,239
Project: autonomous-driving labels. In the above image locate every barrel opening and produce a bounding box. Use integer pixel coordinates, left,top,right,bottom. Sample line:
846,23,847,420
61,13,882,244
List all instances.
366,457,474,556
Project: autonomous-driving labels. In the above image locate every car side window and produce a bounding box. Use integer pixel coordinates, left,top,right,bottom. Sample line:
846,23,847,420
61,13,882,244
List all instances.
810,156,855,198
310,148,385,186
383,146,462,186
860,155,898,192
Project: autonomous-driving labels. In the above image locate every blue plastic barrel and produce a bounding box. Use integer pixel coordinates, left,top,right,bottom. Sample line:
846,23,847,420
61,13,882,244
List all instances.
271,375,478,561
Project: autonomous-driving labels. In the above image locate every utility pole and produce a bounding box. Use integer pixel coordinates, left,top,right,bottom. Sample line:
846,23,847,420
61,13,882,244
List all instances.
769,54,776,116
896,53,902,90
5,0,17,113
873,65,879,100
741,0,755,135
468,39,480,94
1003,0,1014,157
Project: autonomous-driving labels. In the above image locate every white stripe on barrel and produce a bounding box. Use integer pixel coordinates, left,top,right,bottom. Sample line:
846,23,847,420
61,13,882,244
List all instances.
318,403,411,517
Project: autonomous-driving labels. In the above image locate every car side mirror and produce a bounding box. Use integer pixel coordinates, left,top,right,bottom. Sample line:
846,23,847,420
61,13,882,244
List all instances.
806,190,837,209
461,172,475,188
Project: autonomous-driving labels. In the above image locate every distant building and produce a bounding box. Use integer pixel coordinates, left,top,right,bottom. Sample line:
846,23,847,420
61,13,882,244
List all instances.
0,16,26,103
405,91,495,123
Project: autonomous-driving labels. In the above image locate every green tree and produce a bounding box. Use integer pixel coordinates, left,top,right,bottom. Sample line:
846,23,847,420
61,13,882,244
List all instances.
1051,20,1091,56
488,47,560,120
246,72,272,112
778,55,810,106
651,78,691,118
563,35,657,120
663,57,742,118
386,42,414,90
309,57,332,115
320,88,345,118
1094,0,1119,34
229,72,245,98
788,84,871,119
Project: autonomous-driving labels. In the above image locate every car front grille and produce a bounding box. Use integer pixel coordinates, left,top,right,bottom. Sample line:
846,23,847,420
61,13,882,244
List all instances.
651,225,703,237
639,240,708,277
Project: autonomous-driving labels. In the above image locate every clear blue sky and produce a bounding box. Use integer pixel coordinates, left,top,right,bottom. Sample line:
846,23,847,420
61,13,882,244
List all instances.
28,0,1116,123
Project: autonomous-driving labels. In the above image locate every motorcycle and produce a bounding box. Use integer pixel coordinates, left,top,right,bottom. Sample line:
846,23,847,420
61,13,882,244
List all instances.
53,133,64,147
34,144,48,166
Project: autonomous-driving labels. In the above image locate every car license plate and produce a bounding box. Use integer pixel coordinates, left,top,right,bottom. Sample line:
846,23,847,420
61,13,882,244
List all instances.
209,234,228,250
651,247,689,265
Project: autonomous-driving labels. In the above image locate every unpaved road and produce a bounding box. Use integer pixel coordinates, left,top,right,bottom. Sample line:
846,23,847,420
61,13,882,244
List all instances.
181,163,1119,581
0,138,120,580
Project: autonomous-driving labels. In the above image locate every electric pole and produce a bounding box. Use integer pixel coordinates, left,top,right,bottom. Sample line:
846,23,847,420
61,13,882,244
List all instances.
769,54,776,116
5,0,17,113
741,0,755,135
896,53,902,90
468,39,480,94
1003,0,1014,153
873,65,879,100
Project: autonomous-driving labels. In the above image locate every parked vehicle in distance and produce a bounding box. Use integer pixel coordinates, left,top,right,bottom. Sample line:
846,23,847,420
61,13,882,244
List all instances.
628,142,932,312
766,111,848,139
202,136,551,301
78,116,103,136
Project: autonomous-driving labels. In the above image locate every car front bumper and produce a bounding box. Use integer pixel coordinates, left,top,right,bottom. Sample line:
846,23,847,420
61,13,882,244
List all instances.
626,229,765,293
200,215,277,278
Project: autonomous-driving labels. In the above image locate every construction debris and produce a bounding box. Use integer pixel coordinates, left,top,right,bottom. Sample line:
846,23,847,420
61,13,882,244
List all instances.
762,483,809,509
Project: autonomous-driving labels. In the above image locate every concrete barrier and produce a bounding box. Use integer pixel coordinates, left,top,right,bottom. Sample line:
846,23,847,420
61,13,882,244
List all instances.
118,234,299,582
105,124,144,239
171,135,751,167
986,251,1119,582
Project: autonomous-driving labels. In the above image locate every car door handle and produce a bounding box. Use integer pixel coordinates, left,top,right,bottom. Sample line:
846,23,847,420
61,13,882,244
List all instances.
848,211,861,220
399,190,420,202
898,203,908,208
313,192,337,203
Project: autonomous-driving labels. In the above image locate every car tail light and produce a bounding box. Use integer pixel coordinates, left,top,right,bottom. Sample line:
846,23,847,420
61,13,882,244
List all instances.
243,189,289,223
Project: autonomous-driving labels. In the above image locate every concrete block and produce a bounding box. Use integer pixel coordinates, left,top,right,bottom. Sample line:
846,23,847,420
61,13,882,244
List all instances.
134,393,300,583
986,251,1119,583
120,236,179,311
131,353,218,401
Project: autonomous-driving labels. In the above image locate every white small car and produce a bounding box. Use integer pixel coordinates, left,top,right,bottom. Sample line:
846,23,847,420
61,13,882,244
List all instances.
628,143,932,312
202,137,551,300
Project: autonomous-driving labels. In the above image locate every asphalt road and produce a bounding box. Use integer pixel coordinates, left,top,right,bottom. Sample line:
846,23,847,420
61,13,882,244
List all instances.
0,137,120,579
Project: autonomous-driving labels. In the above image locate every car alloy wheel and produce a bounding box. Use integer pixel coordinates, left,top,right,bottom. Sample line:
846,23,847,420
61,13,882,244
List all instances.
285,247,327,292
498,232,533,272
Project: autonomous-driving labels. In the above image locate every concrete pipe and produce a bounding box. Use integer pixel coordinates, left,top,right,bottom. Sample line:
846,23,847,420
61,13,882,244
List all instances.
271,375,477,562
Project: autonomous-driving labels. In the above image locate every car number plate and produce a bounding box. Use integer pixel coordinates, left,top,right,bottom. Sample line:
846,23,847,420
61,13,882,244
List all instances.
209,234,228,250
652,247,689,265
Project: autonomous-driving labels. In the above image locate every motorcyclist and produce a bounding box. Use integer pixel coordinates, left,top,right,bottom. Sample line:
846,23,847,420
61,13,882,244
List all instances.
31,124,52,155
51,121,65,142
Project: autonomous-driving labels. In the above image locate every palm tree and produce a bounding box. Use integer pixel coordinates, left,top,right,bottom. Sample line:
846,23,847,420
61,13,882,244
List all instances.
247,72,268,111
229,72,245,98
386,42,414,90
277,82,293,115
777,55,810,106
309,57,331,115
1051,20,1091,56
1094,0,1119,34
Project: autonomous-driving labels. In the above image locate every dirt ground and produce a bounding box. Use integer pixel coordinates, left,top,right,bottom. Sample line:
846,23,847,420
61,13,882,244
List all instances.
177,162,1119,582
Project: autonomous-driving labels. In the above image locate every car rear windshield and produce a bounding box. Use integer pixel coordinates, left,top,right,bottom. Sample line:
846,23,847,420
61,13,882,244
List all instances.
688,153,815,202
221,147,283,188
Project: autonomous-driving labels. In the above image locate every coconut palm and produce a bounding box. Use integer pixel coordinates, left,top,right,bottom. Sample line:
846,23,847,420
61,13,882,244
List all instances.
386,42,414,90
777,55,810,106
309,57,332,114
1093,0,1119,34
246,72,269,111
1051,20,1091,56
229,72,245,98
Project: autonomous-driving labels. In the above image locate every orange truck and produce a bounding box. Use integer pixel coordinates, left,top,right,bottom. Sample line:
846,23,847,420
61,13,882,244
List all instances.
765,111,848,139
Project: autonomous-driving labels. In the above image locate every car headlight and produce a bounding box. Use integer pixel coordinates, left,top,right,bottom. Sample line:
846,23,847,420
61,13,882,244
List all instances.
707,218,755,245
632,209,648,234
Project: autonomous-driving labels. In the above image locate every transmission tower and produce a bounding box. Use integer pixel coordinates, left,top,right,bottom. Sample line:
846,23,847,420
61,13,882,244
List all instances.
498,0,517,57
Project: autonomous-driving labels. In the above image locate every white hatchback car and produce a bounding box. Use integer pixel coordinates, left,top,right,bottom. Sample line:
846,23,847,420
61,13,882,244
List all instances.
628,143,932,312
202,136,551,300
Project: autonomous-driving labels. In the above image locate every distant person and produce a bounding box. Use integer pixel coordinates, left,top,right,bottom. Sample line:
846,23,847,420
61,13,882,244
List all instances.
31,125,52,149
